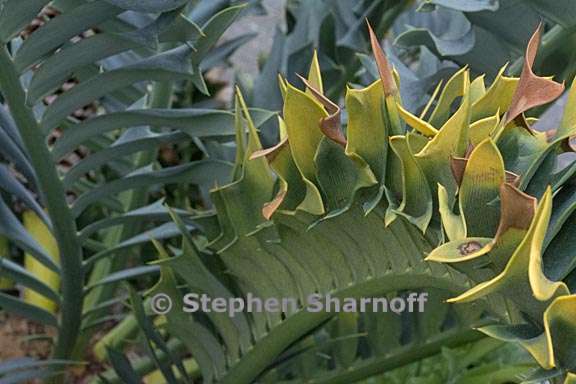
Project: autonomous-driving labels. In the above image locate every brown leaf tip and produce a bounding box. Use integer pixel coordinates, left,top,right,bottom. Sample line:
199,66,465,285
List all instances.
262,190,286,220
249,137,288,162
367,21,397,96
297,74,347,147
494,183,537,238
505,23,565,125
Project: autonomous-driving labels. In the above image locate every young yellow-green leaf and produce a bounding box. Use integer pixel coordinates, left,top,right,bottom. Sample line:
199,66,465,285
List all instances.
415,72,471,205
23,210,60,314
419,80,443,120
209,90,276,239
236,89,274,193
237,88,265,157
459,138,505,237
425,237,492,263
471,65,518,121
429,66,469,128
251,118,323,218
305,50,323,96
469,74,486,104
345,80,388,211
527,189,570,302
284,83,326,180
389,135,433,232
469,112,499,146
397,103,438,137
544,295,576,371
437,183,466,240
282,83,326,215
448,188,570,321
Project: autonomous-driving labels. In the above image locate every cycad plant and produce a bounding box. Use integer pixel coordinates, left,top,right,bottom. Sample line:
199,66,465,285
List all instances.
109,24,576,384
0,0,271,382
2,2,576,383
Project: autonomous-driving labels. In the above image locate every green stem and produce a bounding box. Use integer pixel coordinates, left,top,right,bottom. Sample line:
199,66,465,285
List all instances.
0,46,83,359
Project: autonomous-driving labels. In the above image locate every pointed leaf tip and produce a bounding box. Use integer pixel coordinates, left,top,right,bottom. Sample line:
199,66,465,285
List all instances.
505,24,564,125
495,183,537,239
367,21,397,96
262,190,286,220
297,73,346,147
307,50,324,95
249,137,288,162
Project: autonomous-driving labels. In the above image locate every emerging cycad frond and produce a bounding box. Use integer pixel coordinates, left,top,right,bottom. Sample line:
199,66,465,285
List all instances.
135,23,576,384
